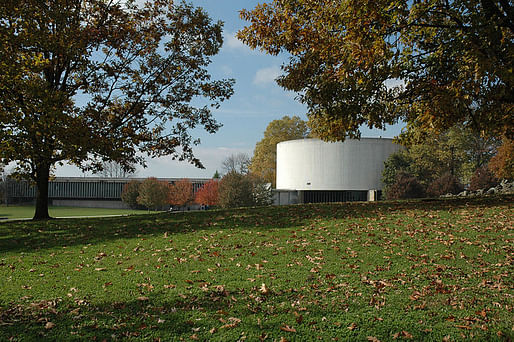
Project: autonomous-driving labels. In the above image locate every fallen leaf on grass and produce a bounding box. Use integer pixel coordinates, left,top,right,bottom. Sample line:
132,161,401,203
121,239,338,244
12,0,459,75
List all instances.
137,296,149,301
455,325,472,330
280,325,296,333
367,337,381,342
220,317,241,329
94,268,106,271
259,283,270,295
348,322,357,330
393,331,413,339
45,322,55,329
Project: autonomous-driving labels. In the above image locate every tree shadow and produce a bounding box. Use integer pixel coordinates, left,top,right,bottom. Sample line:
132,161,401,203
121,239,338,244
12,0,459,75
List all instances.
0,195,511,254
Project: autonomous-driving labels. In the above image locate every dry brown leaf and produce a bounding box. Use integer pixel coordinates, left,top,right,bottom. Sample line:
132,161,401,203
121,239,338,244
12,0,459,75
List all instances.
45,322,55,329
259,283,269,295
280,325,296,333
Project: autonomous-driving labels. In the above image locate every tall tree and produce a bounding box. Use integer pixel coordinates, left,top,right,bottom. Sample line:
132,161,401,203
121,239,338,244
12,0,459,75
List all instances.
238,0,513,140
250,115,309,187
0,0,234,220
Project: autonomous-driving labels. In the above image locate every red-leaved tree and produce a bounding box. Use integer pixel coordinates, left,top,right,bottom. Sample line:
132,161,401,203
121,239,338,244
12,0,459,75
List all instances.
169,179,194,208
195,179,219,206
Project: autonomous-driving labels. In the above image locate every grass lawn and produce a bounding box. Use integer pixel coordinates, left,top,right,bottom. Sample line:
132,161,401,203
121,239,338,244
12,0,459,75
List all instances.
0,196,512,341
0,206,153,220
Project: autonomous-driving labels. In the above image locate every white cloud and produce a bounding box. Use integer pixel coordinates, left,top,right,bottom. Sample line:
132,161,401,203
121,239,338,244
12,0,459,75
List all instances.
253,65,281,86
220,65,233,76
225,31,247,50
223,31,261,55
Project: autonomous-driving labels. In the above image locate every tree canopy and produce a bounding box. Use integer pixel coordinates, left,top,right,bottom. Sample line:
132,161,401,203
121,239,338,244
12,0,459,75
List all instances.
383,125,499,191
238,0,513,140
221,153,251,175
0,0,234,219
195,179,219,206
249,115,309,186
169,178,194,208
137,177,169,211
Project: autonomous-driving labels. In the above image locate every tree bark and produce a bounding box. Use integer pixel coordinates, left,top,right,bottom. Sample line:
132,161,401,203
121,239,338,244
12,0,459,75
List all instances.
33,163,51,220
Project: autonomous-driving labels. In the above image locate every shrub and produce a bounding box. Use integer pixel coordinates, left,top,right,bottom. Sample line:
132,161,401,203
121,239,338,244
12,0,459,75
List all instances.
469,166,498,191
385,172,425,200
249,174,273,206
427,172,464,196
136,177,170,210
382,150,412,188
169,178,194,209
218,171,254,208
121,180,141,208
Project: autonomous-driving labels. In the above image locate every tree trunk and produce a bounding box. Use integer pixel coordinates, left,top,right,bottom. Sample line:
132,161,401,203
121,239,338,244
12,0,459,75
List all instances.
33,163,51,220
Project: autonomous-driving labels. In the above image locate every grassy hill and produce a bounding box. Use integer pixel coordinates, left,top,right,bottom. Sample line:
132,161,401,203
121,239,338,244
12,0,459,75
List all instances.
0,196,512,341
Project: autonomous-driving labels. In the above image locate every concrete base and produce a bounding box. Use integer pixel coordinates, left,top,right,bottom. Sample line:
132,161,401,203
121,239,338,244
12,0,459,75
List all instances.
273,190,300,205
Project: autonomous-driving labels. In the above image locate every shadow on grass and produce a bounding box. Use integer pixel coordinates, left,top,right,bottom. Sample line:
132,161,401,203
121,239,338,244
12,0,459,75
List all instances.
0,195,512,254
0,282,507,342
0,292,230,341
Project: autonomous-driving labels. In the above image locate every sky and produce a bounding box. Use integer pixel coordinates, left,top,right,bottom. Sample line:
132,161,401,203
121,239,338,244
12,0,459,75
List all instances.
57,0,404,179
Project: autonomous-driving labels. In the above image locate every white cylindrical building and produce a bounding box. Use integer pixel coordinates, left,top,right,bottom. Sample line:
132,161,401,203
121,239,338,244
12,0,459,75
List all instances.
275,138,401,204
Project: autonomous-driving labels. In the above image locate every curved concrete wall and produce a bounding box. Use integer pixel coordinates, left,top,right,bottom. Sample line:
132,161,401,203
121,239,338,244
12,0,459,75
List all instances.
276,138,401,191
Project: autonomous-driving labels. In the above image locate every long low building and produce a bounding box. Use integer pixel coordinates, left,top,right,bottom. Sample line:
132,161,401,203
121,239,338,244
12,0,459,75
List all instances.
4,177,210,208
275,138,402,204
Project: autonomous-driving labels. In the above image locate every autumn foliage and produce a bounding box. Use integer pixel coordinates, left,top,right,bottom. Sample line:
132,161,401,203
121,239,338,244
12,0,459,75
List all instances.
250,116,309,186
238,1,513,140
427,173,464,197
195,179,219,206
469,167,498,191
136,178,169,211
0,1,234,219
385,172,425,200
169,179,194,208
488,138,514,180
218,171,255,208
121,180,142,209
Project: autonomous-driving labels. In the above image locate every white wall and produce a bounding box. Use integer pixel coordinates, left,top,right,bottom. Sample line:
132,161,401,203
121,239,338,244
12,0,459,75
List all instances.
276,138,402,191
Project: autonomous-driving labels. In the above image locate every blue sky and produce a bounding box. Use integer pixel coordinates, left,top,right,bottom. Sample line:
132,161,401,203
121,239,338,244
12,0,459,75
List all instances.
57,0,404,178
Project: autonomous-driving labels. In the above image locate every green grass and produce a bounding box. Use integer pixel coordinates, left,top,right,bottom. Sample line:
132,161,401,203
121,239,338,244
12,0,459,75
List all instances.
0,196,512,341
0,205,153,220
